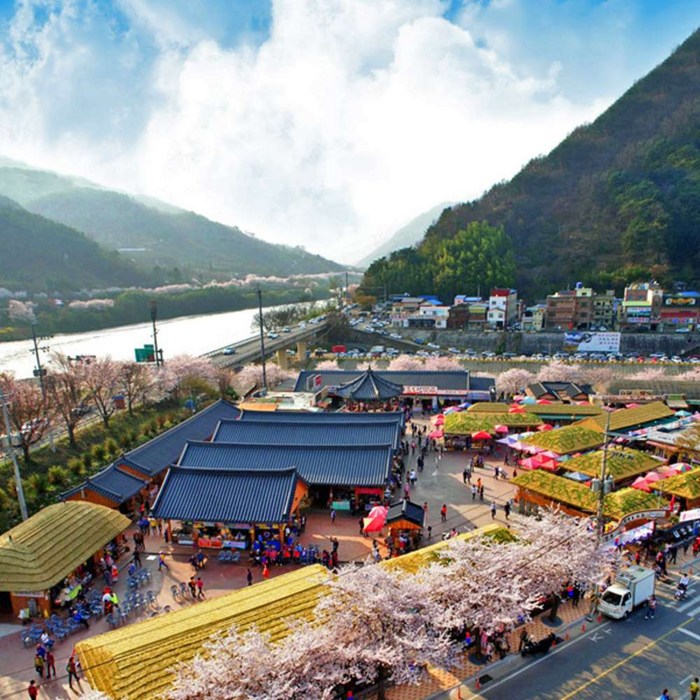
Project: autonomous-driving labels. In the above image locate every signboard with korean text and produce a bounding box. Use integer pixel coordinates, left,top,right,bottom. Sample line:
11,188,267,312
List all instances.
563,332,621,353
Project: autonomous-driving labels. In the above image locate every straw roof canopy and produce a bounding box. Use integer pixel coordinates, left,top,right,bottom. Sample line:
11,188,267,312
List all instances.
512,471,665,518
575,401,674,433
654,469,700,500
0,502,129,592
444,412,542,435
77,523,511,699
558,448,662,482
521,426,604,455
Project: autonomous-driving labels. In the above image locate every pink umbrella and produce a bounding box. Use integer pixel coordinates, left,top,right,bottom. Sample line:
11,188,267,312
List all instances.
631,476,652,492
626,403,641,409
656,465,677,478
540,450,560,459
509,406,525,414
672,463,692,473
435,414,445,426
518,457,538,469
537,399,553,405
494,425,509,434
539,459,560,471
363,505,388,533
644,472,662,483
537,424,554,431
428,429,444,439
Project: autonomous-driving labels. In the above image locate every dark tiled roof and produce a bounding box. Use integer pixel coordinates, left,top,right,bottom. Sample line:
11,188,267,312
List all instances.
527,382,593,400
152,467,302,524
61,465,148,505
240,409,404,425
334,368,403,401
178,442,393,487
117,400,240,477
213,419,401,449
386,500,425,527
294,370,473,392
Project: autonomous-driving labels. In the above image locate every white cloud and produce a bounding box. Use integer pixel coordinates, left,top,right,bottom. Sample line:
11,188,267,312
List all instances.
0,0,698,264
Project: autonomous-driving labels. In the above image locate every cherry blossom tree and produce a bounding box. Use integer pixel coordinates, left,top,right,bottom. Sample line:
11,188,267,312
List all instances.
424,356,462,371
0,372,51,464
7,299,36,324
155,355,219,402
45,353,88,447
496,368,535,397
537,361,584,383
315,563,453,700
231,364,294,397
387,354,423,371
117,361,155,415
84,357,121,428
626,367,668,381
580,366,614,392
315,359,340,370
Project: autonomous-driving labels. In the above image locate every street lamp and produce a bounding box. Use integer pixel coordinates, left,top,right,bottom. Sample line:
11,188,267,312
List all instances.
0,389,28,521
257,287,268,393
149,300,163,367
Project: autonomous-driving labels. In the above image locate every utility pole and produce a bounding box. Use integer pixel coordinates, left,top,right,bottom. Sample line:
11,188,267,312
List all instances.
0,389,28,521
257,287,268,392
30,323,54,451
149,300,162,367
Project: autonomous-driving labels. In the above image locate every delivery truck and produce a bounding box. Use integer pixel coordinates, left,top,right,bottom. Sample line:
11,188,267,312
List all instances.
597,565,655,620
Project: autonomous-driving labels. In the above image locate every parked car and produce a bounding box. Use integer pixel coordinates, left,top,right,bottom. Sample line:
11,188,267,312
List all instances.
223,347,236,355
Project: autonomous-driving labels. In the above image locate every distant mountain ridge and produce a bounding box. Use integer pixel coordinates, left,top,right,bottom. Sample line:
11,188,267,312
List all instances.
363,28,700,301
0,197,150,292
356,203,452,268
0,163,346,284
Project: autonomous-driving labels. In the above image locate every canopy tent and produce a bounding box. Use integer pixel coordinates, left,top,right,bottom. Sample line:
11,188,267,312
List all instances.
363,505,388,534
631,476,652,492
0,502,129,592
564,471,593,483
334,368,403,401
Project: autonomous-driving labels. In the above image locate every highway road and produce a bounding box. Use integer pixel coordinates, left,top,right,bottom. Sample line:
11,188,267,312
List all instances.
435,563,700,700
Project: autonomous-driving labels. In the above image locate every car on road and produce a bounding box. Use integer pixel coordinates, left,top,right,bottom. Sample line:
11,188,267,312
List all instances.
282,327,291,333
427,342,440,350
223,347,236,355
448,347,460,354
267,332,280,339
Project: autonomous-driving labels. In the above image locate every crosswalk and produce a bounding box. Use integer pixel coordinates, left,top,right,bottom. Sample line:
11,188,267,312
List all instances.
656,571,700,617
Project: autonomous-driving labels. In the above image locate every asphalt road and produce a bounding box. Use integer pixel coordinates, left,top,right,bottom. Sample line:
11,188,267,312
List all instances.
441,565,700,700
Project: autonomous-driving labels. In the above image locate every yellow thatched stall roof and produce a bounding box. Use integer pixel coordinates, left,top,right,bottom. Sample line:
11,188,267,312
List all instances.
77,565,330,699
654,469,700,500
575,401,674,433
0,502,129,592
77,524,512,699
558,448,663,482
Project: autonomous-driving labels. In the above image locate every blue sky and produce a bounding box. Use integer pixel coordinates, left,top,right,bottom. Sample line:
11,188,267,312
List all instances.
0,0,699,263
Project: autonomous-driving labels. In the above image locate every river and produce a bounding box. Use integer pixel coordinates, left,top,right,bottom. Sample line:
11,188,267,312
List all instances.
0,307,267,378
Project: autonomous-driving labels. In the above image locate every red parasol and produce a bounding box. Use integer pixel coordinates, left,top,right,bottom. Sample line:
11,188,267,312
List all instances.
471,430,493,441
494,425,509,434
537,423,554,431
509,406,526,414
537,399,553,405
631,476,652,492
428,429,444,439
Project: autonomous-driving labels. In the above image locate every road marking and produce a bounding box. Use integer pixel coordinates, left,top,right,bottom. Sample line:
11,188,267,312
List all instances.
682,603,700,618
678,628,700,642
559,618,693,699
475,623,611,696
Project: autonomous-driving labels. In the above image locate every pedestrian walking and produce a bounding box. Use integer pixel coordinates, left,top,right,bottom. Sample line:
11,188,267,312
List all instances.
262,563,270,580
462,467,468,484
27,680,39,699
132,549,141,567
479,485,485,501
471,484,477,501
34,653,44,679
689,676,699,700
158,551,169,571
440,504,447,522
246,568,253,586
196,576,205,600
659,690,671,700
504,501,511,520
490,501,497,519
45,649,56,679
330,509,336,525
66,656,81,690
644,594,657,619
359,517,365,535
427,525,432,540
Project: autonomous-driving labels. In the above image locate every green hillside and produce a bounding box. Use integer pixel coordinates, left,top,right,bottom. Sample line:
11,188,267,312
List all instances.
25,187,345,278
363,29,700,301
0,200,150,292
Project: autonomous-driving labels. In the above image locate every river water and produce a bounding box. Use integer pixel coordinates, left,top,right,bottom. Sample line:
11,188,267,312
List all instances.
0,307,265,379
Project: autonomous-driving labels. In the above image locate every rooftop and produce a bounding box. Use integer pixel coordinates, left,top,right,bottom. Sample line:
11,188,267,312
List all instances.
61,464,149,505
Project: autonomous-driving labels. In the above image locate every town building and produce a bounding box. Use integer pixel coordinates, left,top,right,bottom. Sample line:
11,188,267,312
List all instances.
658,291,700,331
545,284,593,330
620,282,664,331
591,290,617,330
487,288,518,329
521,304,546,332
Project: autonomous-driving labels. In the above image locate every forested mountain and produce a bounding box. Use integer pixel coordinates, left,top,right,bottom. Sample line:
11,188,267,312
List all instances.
363,29,700,302
0,164,345,282
355,202,452,268
0,199,150,292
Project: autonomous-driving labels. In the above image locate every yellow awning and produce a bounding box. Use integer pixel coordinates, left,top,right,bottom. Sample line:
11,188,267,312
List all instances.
0,502,129,593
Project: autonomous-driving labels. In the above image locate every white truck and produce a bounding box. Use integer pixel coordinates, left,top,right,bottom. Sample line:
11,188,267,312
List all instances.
597,565,655,620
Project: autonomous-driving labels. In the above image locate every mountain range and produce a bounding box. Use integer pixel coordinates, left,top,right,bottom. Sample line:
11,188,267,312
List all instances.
363,28,700,302
0,161,345,292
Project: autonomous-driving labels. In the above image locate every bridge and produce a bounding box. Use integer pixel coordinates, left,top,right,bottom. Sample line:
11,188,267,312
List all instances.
203,321,330,370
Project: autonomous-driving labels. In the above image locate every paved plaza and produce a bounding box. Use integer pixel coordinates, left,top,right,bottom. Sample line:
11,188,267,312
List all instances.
0,412,530,699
